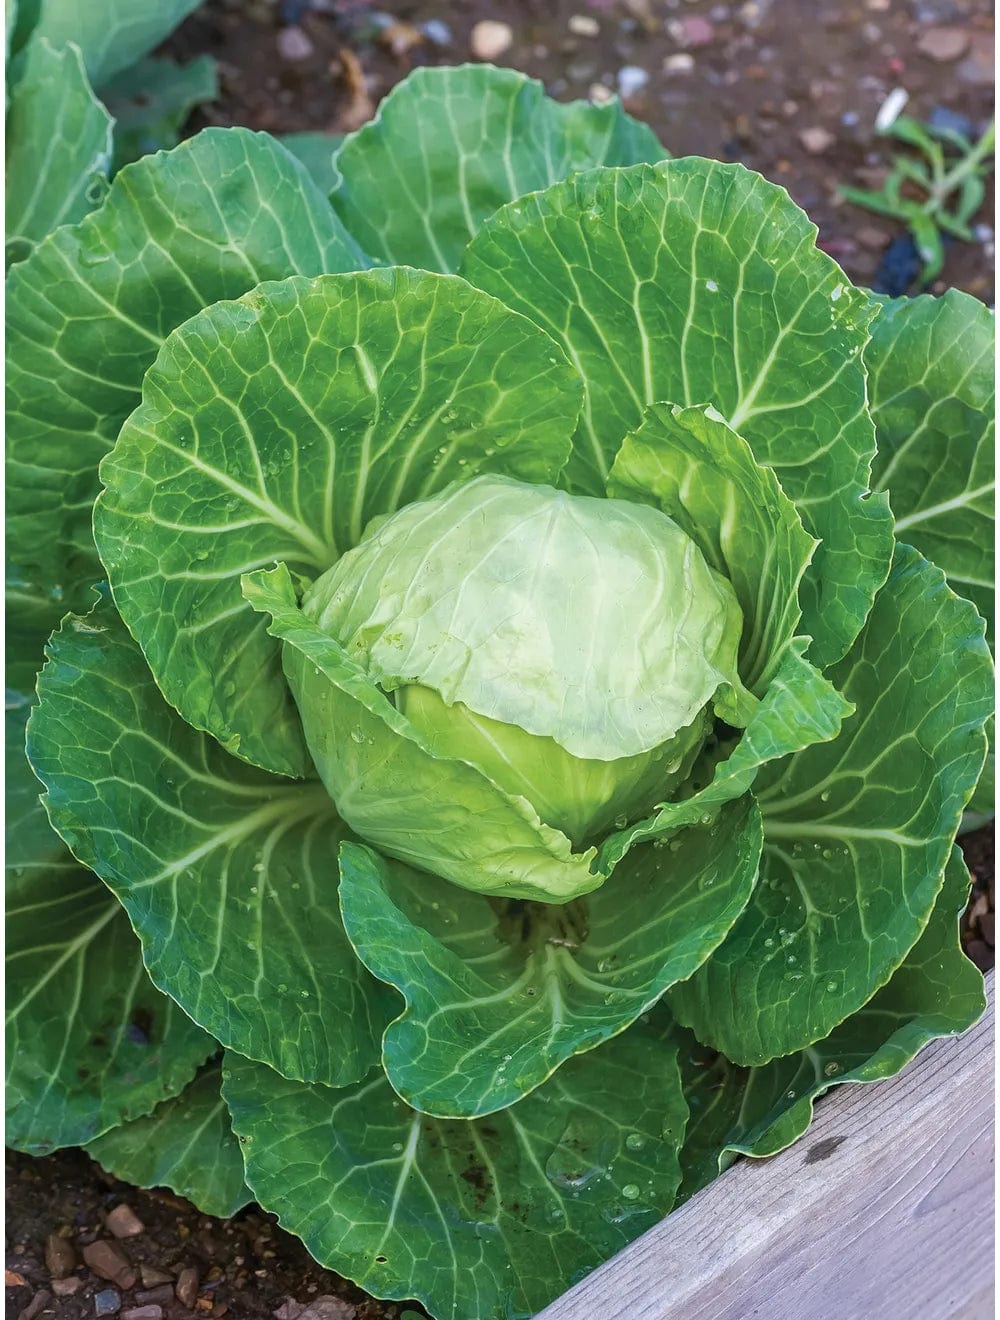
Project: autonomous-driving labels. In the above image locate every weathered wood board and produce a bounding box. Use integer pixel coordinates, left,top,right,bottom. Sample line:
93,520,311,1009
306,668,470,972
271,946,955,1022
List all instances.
539,975,994,1320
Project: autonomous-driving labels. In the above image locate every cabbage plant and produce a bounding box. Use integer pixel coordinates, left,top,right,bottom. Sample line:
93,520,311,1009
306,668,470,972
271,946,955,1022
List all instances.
7,64,995,1320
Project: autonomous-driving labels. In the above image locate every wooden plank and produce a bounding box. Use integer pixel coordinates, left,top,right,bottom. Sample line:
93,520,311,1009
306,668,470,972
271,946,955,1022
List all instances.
539,976,994,1320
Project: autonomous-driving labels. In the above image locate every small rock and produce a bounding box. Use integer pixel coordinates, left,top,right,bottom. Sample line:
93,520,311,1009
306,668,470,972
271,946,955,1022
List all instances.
798,126,835,154
52,1277,84,1296
45,1231,77,1278
107,1205,145,1239
121,1308,163,1320
616,64,649,98
470,19,512,61
917,27,969,61
276,26,314,61
83,1240,137,1290
297,1299,357,1320
588,83,615,104
420,19,452,47
94,1290,122,1318
568,14,599,36
136,1285,176,1307
7,1270,27,1286
139,1265,174,1288
957,34,993,86
17,1292,51,1320
927,105,976,138
663,52,695,73
274,1303,304,1320
176,1267,200,1309
857,225,890,250
676,14,715,46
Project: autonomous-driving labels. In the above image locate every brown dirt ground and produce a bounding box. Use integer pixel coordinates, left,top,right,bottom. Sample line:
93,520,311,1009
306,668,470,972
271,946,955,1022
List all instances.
7,3,995,1318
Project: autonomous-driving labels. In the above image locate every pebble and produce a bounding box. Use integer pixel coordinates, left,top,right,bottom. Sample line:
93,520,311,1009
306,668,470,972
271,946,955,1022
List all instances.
588,83,615,104
45,1231,77,1278
470,19,513,61
107,1204,145,1239
52,1278,85,1297
663,52,695,73
121,1308,163,1320
94,1290,122,1317
17,1293,51,1320
617,64,650,98
176,1266,200,1308
957,34,993,85
917,26,970,61
674,14,715,46
139,1265,174,1288
276,26,314,61
568,14,599,37
296,1298,357,1320
136,1285,176,1306
83,1240,137,1290
420,19,452,47
798,126,835,154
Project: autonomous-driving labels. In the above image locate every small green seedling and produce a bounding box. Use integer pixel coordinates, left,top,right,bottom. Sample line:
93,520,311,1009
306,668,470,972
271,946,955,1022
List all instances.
841,114,995,282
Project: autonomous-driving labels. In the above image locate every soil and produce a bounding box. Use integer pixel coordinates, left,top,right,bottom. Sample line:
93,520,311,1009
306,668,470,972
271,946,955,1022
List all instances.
7,3,995,1318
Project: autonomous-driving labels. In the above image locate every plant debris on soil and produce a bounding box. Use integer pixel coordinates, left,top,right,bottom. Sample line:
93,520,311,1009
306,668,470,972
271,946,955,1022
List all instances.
7,2,995,1317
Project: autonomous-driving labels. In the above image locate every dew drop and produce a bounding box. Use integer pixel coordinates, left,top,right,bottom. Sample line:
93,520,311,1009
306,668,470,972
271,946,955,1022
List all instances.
625,1133,646,1152
622,1184,641,1200
824,1061,841,1077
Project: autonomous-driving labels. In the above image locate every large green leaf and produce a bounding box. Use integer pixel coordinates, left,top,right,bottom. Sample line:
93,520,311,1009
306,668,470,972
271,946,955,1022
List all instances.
868,290,994,638
608,402,817,691
669,545,992,1064
677,845,985,1198
337,796,761,1117
330,64,666,273
7,643,213,1152
224,1024,688,1320
27,0,202,85
6,127,367,602
26,595,396,1087
867,291,995,826
461,158,893,667
101,54,218,173
96,268,582,778
280,131,343,193
5,37,112,264
87,1063,251,1217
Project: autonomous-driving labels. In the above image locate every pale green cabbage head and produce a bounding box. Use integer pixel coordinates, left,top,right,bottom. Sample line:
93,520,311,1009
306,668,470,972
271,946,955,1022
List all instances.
291,475,754,890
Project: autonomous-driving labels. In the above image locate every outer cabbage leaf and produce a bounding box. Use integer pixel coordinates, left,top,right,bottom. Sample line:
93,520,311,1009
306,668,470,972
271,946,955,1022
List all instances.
669,545,992,1064
868,290,994,638
5,37,112,264
87,1063,251,1217
244,565,599,903
7,128,367,602
26,0,202,85
330,64,666,272
95,269,581,778
7,627,213,1152
461,158,893,667
26,594,396,1088
867,289,995,825
337,797,761,1117
100,54,218,172
224,1025,688,1320
677,845,985,1198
